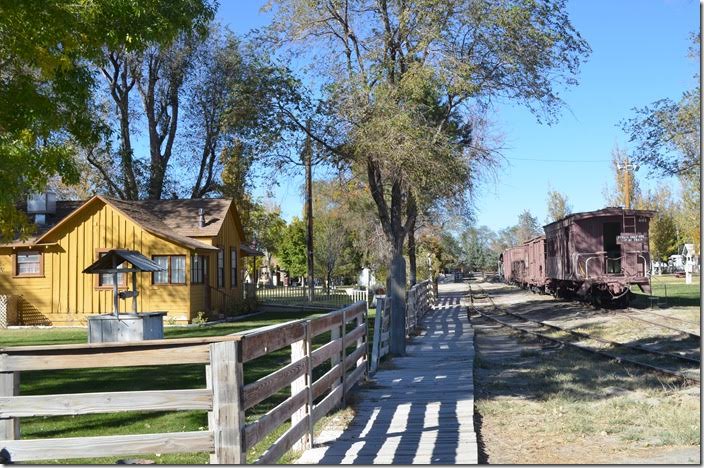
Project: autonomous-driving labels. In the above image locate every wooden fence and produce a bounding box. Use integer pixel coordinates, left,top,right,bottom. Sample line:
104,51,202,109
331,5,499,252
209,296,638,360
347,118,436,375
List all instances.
0,301,368,464
370,295,391,374
405,280,434,335
255,286,370,309
369,281,435,373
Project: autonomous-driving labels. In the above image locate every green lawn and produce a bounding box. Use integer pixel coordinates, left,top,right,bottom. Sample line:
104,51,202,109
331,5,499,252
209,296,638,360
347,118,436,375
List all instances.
631,274,701,308
2,309,374,464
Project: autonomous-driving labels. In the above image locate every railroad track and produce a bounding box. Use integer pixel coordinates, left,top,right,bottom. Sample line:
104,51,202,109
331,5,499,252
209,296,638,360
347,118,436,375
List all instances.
621,312,700,340
468,283,700,383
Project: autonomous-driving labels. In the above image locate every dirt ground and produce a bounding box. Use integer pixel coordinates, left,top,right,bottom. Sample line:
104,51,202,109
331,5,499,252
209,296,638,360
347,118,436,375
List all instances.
469,279,701,465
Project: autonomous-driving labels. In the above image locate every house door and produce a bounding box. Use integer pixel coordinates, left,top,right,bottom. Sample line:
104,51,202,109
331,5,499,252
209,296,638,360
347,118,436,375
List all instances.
603,222,621,274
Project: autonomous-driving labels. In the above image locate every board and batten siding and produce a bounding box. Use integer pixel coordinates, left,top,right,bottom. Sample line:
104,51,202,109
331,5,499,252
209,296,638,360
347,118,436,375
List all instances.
0,202,191,325
189,206,243,316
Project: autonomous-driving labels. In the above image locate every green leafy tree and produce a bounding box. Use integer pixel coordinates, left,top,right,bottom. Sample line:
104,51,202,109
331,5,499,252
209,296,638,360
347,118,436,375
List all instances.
0,0,215,241
621,33,699,252
516,210,542,244
676,173,700,252
268,0,590,355
87,23,298,200
638,188,680,262
461,226,498,272
492,226,520,253
621,33,699,177
279,217,307,280
546,189,572,222
250,203,287,271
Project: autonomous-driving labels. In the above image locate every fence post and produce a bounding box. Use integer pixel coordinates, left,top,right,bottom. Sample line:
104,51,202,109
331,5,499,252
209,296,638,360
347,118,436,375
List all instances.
370,296,384,373
0,370,19,441
356,306,365,368
291,323,313,451
209,340,246,464
341,308,347,405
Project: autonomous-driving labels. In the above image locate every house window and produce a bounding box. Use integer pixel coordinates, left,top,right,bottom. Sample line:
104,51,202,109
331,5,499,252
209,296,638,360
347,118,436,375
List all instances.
217,248,224,288
230,248,238,288
191,254,208,284
153,256,169,284
171,256,186,284
15,251,42,276
152,255,186,285
98,252,126,287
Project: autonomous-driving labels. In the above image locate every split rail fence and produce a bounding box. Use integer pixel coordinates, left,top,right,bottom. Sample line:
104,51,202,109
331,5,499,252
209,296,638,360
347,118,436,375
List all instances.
0,301,368,464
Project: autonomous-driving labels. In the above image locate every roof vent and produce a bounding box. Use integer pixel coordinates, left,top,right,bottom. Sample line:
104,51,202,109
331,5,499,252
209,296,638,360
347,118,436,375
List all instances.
198,208,205,228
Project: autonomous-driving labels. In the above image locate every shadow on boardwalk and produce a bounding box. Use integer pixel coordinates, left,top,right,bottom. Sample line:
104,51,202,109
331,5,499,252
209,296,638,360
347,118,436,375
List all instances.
297,286,477,464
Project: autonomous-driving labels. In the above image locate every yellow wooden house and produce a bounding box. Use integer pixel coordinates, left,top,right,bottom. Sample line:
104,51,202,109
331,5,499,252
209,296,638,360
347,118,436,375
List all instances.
0,195,258,326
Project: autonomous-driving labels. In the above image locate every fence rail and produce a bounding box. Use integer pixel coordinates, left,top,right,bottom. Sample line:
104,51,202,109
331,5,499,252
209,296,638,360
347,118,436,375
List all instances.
370,280,435,373
406,280,434,335
0,302,369,464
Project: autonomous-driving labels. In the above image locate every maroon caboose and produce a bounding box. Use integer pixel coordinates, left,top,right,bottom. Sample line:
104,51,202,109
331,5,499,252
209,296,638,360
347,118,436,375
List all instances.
544,207,654,305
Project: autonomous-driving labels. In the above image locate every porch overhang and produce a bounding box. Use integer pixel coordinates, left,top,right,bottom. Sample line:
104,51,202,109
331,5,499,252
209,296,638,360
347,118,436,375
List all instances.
240,244,264,257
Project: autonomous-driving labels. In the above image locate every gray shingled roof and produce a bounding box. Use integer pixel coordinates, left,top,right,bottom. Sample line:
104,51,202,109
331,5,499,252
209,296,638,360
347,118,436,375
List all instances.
6,196,238,252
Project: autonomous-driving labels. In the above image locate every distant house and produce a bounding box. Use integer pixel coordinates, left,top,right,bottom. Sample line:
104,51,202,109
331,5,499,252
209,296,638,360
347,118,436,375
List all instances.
0,194,259,326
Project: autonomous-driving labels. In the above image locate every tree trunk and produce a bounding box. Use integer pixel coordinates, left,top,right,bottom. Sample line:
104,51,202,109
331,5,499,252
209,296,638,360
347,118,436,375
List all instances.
304,121,314,302
408,218,417,286
388,246,407,356
365,158,416,357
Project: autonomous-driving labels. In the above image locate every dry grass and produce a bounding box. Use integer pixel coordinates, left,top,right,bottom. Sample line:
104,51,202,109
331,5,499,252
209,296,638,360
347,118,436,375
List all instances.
473,319,700,464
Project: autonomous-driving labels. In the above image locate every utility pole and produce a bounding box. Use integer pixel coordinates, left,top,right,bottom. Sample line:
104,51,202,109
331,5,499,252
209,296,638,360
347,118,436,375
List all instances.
303,120,314,302
617,157,639,209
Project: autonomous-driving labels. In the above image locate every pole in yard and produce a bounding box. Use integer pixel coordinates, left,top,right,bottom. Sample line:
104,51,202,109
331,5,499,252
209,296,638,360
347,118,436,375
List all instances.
303,119,315,303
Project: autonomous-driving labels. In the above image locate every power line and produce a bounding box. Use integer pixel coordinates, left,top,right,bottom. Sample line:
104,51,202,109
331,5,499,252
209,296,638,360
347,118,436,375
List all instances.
505,157,611,163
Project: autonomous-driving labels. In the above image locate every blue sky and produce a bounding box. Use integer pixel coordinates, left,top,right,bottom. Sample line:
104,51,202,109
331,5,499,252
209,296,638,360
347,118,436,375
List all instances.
216,0,699,232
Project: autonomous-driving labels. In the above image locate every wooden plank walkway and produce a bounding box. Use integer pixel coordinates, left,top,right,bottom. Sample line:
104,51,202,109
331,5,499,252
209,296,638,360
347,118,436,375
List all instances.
296,283,476,464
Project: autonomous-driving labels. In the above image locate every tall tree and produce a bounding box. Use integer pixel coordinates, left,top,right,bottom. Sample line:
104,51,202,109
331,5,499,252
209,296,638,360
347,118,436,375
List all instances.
279,217,308,281
268,0,590,355
516,210,542,243
638,188,679,262
546,189,572,222
621,33,699,177
621,32,699,252
0,0,214,241
88,24,301,201
461,226,498,272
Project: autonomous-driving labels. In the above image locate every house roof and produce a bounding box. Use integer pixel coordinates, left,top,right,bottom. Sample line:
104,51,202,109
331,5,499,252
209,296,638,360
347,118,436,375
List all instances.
5,196,251,253
110,198,238,238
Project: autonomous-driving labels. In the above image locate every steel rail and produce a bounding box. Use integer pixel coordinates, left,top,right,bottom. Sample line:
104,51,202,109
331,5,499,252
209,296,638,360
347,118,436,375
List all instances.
633,309,699,326
503,303,701,365
622,313,700,339
468,285,700,383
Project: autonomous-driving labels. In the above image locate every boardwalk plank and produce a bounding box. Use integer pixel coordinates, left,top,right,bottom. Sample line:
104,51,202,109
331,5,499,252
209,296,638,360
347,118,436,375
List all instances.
296,283,477,465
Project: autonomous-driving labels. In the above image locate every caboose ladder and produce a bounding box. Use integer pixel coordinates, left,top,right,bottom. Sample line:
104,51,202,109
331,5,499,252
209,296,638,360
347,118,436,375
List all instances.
623,212,636,233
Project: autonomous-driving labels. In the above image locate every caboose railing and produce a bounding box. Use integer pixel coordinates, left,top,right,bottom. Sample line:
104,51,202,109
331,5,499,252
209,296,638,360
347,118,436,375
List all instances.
574,251,649,279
